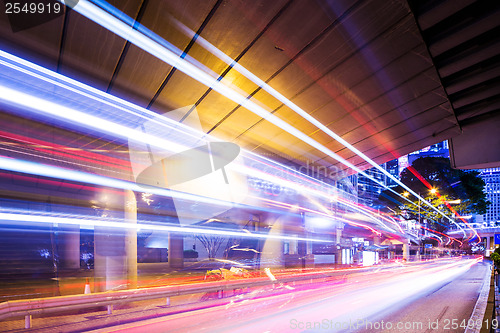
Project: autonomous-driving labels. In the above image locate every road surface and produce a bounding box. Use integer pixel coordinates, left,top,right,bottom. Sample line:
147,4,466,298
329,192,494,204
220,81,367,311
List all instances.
81,257,490,333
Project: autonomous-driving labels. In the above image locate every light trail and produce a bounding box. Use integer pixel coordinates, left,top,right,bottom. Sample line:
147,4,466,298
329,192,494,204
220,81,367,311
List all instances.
0,86,188,155
82,257,483,332
0,155,236,209
257,197,382,236
0,3,466,241
0,50,400,235
0,50,344,202
242,163,402,234
0,50,204,144
0,209,330,243
0,129,132,168
0,61,456,243
0,145,129,178
0,39,396,207
0,130,132,172
406,165,479,243
0,171,124,196
65,0,449,232
0,155,384,237
421,225,463,246
166,11,468,236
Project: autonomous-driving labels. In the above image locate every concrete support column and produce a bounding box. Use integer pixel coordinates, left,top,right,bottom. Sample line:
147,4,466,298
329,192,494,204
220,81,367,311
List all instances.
304,236,315,268
297,237,307,268
336,227,342,245
486,236,491,255
336,247,343,265
59,224,80,269
94,189,137,292
403,242,409,261
94,226,126,292
297,212,308,268
168,233,184,269
335,225,343,266
289,237,297,255
125,190,137,289
260,214,284,268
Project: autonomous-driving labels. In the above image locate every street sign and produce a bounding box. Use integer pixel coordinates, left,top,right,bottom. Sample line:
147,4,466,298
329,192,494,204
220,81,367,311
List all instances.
494,234,500,245
424,243,432,249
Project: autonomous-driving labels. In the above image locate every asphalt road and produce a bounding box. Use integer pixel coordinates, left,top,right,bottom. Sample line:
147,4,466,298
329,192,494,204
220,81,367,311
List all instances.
356,259,492,333
82,257,489,333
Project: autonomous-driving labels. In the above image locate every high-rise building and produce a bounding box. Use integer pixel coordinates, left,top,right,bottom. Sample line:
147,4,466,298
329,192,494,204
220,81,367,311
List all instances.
358,140,449,209
407,141,450,165
479,168,500,226
356,160,398,208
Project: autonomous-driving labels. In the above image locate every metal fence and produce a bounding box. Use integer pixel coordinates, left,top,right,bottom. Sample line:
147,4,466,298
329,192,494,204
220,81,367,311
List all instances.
0,267,363,329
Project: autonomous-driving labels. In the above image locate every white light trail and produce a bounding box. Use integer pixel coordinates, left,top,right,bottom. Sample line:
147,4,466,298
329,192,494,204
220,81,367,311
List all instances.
0,50,397,235
172,17,470,237
66,0,466,237
0,86,187,154
0,49,340,202
0,6,466,239
0,155,233,209
0,50,208,144
0,78,380,231
0,155,378,236
65,2,404,201
0,210,330,243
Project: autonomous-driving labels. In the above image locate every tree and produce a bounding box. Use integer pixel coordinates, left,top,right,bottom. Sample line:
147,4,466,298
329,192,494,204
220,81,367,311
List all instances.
196,234,226,260
194,219,236,260
379,157,490,229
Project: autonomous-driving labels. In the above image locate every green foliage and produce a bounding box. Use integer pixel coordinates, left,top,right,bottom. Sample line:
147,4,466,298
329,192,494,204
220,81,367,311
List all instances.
490,252,500,271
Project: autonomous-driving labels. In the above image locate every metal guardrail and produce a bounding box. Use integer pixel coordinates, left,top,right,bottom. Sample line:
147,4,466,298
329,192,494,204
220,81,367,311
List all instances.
0,267,363,329
1,260,450,329
493,269,500,333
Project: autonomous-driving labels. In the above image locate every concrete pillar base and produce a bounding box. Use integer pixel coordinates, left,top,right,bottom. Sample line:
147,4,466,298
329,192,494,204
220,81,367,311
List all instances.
168,233,184,269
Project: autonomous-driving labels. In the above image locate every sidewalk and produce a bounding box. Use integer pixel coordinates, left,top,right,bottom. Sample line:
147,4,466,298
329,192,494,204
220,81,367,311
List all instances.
494,271,500,333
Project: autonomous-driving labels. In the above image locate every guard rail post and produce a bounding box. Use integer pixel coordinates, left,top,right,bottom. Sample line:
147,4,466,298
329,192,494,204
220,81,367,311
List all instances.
25,314,31,329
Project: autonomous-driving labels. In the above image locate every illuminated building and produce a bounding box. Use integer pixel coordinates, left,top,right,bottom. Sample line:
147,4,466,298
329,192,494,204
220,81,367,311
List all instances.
479,168,500,226
356,159,399,208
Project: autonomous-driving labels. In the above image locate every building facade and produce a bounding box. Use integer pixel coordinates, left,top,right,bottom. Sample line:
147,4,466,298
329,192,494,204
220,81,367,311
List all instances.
480,168,500,226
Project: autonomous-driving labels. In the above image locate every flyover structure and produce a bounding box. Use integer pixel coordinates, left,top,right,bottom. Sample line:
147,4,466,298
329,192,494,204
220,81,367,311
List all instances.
2,0,498,174
0,0,498,292
449,226,500,256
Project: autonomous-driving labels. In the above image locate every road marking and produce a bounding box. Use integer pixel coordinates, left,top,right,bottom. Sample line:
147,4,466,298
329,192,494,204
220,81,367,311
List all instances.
436,305,449,322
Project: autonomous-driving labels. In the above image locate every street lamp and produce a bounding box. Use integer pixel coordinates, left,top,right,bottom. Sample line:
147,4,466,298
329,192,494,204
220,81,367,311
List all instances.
401,188,438,260
425,188,440,226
